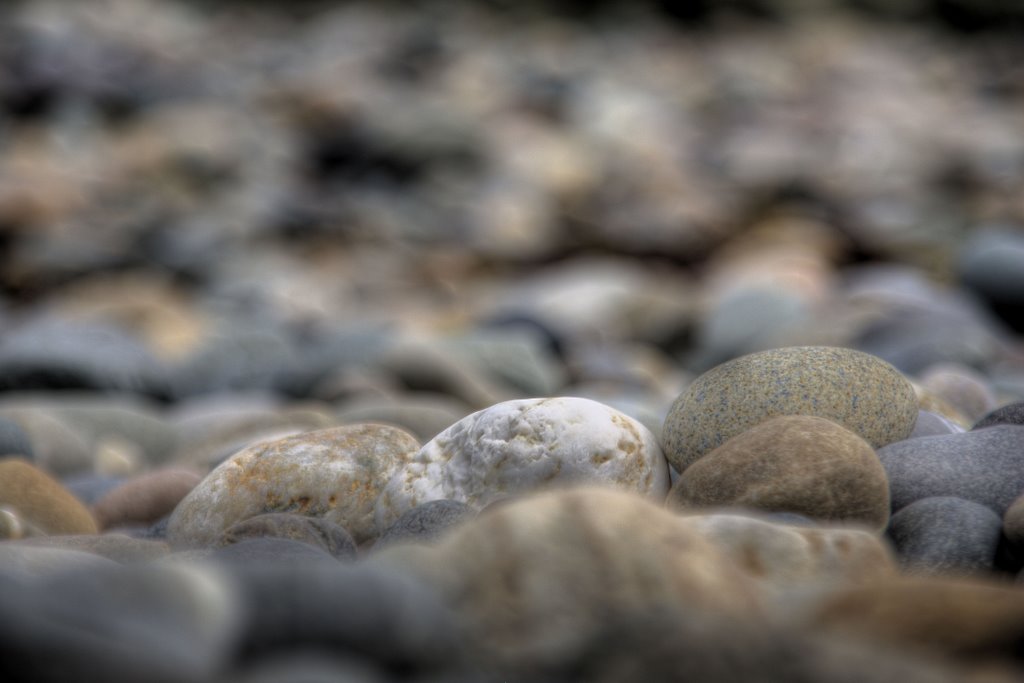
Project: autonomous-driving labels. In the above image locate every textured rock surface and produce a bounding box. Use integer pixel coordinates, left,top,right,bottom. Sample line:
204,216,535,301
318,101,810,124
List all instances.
374,499,474,549
877,425,1024,515
0,458,98,535
668,415,891,530
375,397,669,532
887,497,1003,576
93,468,203,530
662,346,917,472
217,513,357,561
168,424,419,547
372,488,764,664
973,401,1024,430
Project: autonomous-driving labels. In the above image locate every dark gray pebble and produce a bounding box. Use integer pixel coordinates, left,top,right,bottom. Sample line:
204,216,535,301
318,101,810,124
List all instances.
208,538,340,567
886,496,1002,575
973,401,1024,430
375,500,474,549
218,513,357,561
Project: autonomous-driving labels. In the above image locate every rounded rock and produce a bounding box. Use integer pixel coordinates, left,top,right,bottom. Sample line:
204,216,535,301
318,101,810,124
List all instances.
1004,494,1024,546
374,499,475,549
973,401,1024,430
217,513,357,561
887,496,1003,576
0,458,98,535
668,415,891,530
168,424,419,548
93,468,203,530
662,346,917,472
0,416,33,460
374,397,670,532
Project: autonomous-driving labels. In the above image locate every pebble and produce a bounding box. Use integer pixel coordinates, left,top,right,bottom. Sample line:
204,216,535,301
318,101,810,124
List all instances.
168,424,419,548
336,392,472,442
1004,494,1024,546
374,397,670,532
918,363,998,423
11,533,170,564
0,408,94,476
93,467,203,530
909,410,963,439
373,488,764,664
227,652,389,683
0,415,33,459
958,227,1024,333
662,346,918,472
877,425,1024,515
0,544,118,576
208,537,340,566
886,497,1003,576
973,401,1024,429
61,473,125,506
217,513,357,561
374,499,475,549
668,415,891,530
0,458,98,534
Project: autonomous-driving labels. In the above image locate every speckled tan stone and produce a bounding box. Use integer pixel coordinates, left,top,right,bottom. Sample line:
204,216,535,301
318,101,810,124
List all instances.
0,458,98,535
667,415,891,530
662,346,917,472
167,424,419,547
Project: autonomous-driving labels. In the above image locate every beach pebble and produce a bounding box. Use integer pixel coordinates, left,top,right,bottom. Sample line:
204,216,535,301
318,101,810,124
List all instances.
973,401,1024,430
877,425,1024,515
668,415,891,530
217,513,357,561
886,497,1002,576
336,393,472,442
93,468,202,530
208,537,340,566
374,397,669,532
1003,494,1024,546
909,410,963,438
374,499,474,549
0,416,33,459
168,424,419,548
0,544,117,576
662,346,917,472
918,363,997,423
11,533,170,564
0,458,98,535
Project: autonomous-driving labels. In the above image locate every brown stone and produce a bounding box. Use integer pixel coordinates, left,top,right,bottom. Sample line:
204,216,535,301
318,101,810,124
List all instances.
0,458,97,535
93,467,203,530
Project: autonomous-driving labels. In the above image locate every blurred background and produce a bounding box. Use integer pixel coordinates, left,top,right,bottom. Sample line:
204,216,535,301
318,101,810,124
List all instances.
1,0,1023,439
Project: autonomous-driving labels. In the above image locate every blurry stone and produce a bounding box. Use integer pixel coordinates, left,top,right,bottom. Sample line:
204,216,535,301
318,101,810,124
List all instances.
910,410,963,438
93,468,203,530
959,227,1024,333
13,534,170,564
168,424,419,548
973,401,1024,430
668,415,891,530
0,407,95,476
373,488,764,665
0,505,46,540
226,652,389,683
444,328,568,396
0,416,33,459
336,392,472,442
1004,494,1024,546
61,473,124,506
375,500,475,549
919,363,998,423
208,537,339,567
663,346,917,472
376,398,669,532
0,544,117,576
45,396,179,467
94,435,143,476
0,458,98,535
217,513,357,561
878,426,1024,514
887,497,1003,576
913,383,972,429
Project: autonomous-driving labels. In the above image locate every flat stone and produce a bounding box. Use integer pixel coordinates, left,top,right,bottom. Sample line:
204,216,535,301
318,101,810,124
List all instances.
668,415,891,530
11,533,170,563
168,424,419,548
0,458,98,535
93,468,203,530
877,425,1024,515
886,496,1002,576
662,346,917,472
973,401,1024,430
374,499,474,549
217,513,357,561
375,397,670,533
372,488,764,665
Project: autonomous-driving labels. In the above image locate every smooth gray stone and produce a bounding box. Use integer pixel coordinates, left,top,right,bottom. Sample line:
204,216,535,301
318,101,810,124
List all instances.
208,538,339,567
909,410,962,439
62,473,125,506
878,425,1024,515
375,500,474,549
973,401,1024,430
887,496,1002,575
218,514,357,561
0,545,118,577
0,416,33,459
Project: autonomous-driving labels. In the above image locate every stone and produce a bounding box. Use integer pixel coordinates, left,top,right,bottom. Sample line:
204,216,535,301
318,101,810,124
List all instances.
374,499,474,549
168,424,419,548
443,327,568,397
372,488,764,665
959,227,1024,332
226,653,389,683
909,410,963,438
973,401,1024,430
375,397,670,532
668,415,891,530
804,575,1024,671
208,537,340,566
0,458,98,535
0,544,119,576
1004,494,1024,546
217,513,357,561
662,346,917,472
93,468,203,530
887,497,1003,576
877,425,1024,515
0,505,46,540
919,363,997,423
0,415,33,459
0,408,93,476
62,473,125,506
336,393,472,442
676,513,896,600
12,533,170,564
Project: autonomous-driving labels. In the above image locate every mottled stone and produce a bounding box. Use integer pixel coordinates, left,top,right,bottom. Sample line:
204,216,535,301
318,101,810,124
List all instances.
375,398,669,532
93,468,202,530
663,346,917,472
887,497,1002,576
0,458,98,535
878,426,1024,515
374,499,474,549
168,424,419,548
668,416,891,530
973,401,1024,430
217,513,357,561
677,513,896,600
372,488,764,664
12,533,170,564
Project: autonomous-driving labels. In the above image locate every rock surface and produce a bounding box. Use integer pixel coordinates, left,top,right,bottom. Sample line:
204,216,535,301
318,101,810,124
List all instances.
886,497,1003,576
0,458,98,535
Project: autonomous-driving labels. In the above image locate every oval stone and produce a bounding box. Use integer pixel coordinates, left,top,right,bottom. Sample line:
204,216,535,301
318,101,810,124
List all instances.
662,346,918,472
374,397,670,532
217,513,357,561
0,458,98,535
167,424,419,548
667,415,891,530
93,468,203,530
